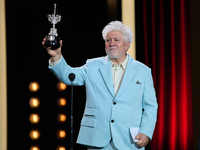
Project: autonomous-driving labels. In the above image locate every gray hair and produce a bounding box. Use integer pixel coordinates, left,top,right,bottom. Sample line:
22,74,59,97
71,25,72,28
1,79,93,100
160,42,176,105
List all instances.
102,21,133,43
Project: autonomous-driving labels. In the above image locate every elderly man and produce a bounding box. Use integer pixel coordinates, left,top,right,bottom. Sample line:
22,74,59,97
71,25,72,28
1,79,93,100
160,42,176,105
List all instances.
42,21,158,150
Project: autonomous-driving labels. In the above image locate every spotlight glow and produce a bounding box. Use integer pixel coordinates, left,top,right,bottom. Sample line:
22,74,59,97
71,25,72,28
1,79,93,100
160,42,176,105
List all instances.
29,113,40,124
57,97,67,107
29,130,40,140
29,97,40,108
29,82,40,92
57,130,66,139
30,146,40,150
57,81,67,91
57,113,67,123
56,146,66,150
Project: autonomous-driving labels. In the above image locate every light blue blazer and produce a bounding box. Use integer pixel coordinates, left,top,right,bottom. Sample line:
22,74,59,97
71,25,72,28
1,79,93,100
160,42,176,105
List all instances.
49,54,158,150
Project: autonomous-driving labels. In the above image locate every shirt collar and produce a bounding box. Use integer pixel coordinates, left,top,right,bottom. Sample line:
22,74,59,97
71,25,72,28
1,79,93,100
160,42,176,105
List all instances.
110,54,129,70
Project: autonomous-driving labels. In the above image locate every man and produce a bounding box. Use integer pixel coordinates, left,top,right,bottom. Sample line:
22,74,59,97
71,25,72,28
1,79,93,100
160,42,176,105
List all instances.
42,21,158,150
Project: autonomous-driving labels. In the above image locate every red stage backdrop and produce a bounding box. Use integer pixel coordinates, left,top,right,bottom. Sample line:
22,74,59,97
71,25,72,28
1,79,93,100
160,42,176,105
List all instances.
136,0,193,149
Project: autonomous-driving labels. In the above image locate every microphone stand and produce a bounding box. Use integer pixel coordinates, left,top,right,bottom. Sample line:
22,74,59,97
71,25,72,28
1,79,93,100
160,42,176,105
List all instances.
68,73,75,150
70,81,74,150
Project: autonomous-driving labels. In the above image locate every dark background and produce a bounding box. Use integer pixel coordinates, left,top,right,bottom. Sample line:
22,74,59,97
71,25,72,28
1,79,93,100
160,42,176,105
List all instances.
6,0,200,150
6,0,120,149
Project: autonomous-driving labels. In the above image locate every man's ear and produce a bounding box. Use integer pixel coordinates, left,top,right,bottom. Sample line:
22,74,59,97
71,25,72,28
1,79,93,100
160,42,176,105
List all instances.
125,42,130,51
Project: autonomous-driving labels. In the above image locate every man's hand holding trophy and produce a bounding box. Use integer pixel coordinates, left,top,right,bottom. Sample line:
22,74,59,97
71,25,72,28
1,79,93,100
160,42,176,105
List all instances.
44,3,61,50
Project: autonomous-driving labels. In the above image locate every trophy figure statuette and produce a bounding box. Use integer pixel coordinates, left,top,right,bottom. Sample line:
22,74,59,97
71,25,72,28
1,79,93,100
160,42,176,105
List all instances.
44,3,61,50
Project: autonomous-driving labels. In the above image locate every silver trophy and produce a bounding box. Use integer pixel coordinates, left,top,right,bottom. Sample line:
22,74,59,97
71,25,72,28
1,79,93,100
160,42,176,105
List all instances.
44,3,61,49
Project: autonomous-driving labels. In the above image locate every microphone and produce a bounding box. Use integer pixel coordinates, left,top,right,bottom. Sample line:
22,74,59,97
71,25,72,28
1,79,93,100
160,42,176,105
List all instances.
69,73,75,82
68,73,75,150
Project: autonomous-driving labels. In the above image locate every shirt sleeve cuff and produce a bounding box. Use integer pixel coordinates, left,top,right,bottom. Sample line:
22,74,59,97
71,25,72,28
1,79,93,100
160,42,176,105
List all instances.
49,55,62,67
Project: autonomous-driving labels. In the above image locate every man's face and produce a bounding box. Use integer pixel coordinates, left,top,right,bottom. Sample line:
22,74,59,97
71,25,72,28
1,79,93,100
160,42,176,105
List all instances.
105,30,130,63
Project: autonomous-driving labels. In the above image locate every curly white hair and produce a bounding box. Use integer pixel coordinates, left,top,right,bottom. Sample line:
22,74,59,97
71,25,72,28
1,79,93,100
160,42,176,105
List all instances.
102,21,133,44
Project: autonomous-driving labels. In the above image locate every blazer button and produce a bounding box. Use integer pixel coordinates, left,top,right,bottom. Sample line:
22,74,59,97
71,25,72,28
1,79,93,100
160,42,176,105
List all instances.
111,120,114,123
113,102,116,105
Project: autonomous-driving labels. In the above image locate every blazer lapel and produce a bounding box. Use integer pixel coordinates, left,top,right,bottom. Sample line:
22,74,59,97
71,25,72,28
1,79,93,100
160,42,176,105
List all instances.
99,56,115,98
116,56,137,98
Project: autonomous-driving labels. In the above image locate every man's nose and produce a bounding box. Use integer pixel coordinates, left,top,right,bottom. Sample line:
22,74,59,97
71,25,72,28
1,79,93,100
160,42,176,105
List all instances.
110,39,115,46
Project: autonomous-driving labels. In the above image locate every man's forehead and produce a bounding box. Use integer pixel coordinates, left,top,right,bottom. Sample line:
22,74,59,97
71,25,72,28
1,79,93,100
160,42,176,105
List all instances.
106,36,121,39
106,31,123,38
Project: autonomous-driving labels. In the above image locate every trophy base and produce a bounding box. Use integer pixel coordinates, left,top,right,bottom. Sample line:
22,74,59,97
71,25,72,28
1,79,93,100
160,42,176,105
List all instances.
44,35,60,50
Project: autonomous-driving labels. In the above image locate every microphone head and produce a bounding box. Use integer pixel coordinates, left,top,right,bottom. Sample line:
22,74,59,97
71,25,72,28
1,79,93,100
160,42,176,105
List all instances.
68,73,75,81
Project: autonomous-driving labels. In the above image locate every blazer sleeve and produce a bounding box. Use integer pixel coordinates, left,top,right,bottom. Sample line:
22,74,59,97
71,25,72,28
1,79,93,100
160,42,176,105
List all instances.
139,70,158,140
49,56,88,86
